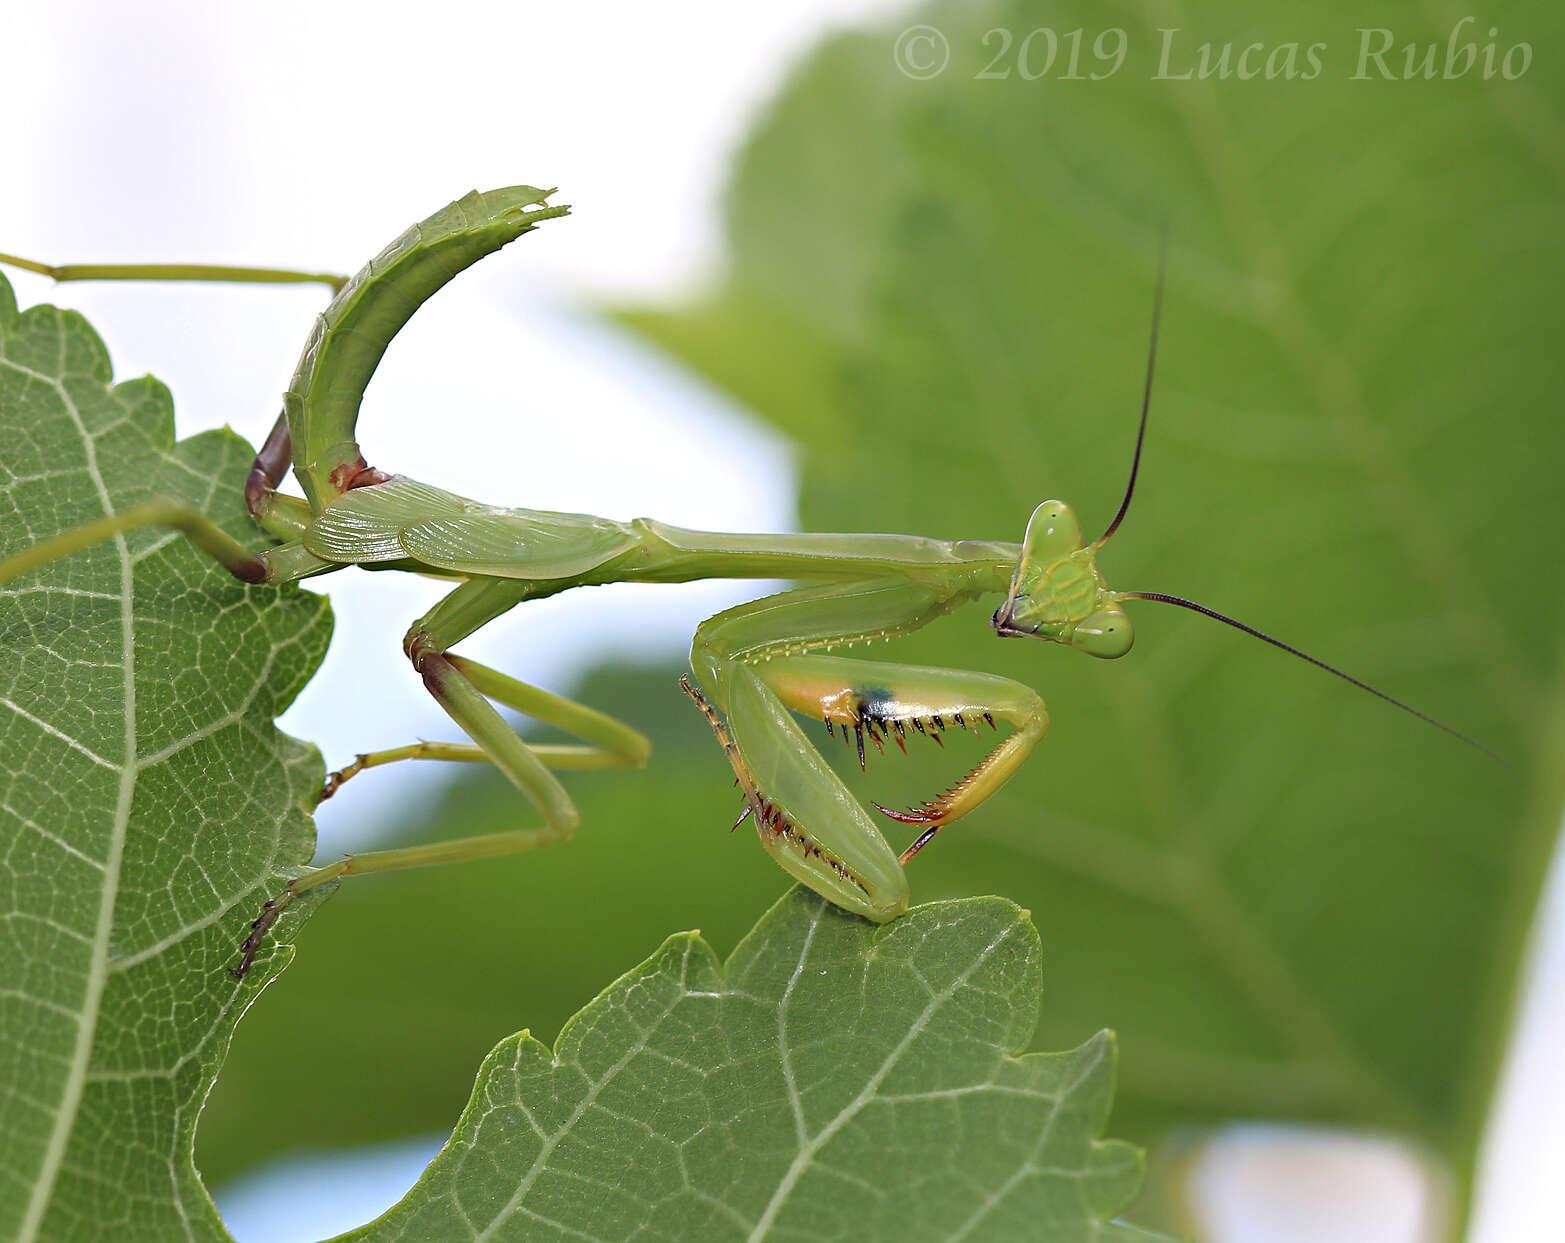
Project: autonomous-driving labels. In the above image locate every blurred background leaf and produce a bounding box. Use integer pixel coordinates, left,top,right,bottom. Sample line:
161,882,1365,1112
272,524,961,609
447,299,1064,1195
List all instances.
202,0,1564,1235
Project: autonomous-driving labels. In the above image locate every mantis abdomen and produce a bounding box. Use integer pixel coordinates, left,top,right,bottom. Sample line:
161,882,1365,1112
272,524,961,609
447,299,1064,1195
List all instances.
286,187,569,509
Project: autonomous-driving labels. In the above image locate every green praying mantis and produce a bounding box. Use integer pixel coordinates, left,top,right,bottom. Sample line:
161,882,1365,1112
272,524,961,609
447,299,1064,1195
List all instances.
0,186,1490,977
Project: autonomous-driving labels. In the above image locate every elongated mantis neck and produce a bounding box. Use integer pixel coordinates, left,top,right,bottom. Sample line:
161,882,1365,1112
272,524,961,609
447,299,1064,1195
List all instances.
617,520,1020,592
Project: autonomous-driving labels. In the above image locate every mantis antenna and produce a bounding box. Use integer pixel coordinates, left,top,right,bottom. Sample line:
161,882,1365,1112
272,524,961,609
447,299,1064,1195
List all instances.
1094,227,1503,764
1119,591,1505,762
1094,223,1167,550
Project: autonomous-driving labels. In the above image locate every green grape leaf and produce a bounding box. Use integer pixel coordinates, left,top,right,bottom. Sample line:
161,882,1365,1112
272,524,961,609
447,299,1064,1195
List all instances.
0,271,332,1241
346,889,1164,1243
624,0,1565,1209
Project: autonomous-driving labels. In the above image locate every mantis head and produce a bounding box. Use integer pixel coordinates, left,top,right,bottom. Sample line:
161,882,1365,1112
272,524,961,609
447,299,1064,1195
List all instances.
984,230,1497,762
991,500,1132,658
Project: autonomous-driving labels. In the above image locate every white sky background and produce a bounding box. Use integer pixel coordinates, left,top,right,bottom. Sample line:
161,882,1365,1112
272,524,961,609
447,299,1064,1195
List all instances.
0,2,1558,1239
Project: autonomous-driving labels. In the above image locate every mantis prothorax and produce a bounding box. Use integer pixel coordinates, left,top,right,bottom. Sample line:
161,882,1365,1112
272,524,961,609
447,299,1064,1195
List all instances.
0,187,1492,976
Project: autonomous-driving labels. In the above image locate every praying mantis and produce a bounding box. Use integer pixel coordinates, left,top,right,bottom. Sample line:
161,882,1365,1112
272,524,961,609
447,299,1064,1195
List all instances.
0,186,1489,978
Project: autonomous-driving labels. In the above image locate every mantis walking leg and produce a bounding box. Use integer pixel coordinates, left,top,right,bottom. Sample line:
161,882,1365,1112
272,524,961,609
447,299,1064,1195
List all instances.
235,576,651,975
0,498,273,585
685,578,1050,921
321,656,652,796
245,413,317,541
0,253,346,292
0,498,337,590
0,254,341,578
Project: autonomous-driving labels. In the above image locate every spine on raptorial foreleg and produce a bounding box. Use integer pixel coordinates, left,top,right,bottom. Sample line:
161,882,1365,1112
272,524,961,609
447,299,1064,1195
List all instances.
286,186,570,509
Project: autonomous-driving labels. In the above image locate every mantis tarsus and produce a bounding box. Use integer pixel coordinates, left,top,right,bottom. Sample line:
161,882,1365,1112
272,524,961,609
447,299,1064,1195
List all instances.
0,186,1491,977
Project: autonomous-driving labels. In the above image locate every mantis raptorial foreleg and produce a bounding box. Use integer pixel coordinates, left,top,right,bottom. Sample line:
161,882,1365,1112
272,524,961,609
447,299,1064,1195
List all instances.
751,653,1049,838
684,577,1050,920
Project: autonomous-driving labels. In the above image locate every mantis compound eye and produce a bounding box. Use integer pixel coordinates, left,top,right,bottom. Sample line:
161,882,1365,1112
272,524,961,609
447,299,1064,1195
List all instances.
1071,605,1134,658
1017,500,1084,567
993,500,1088,638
